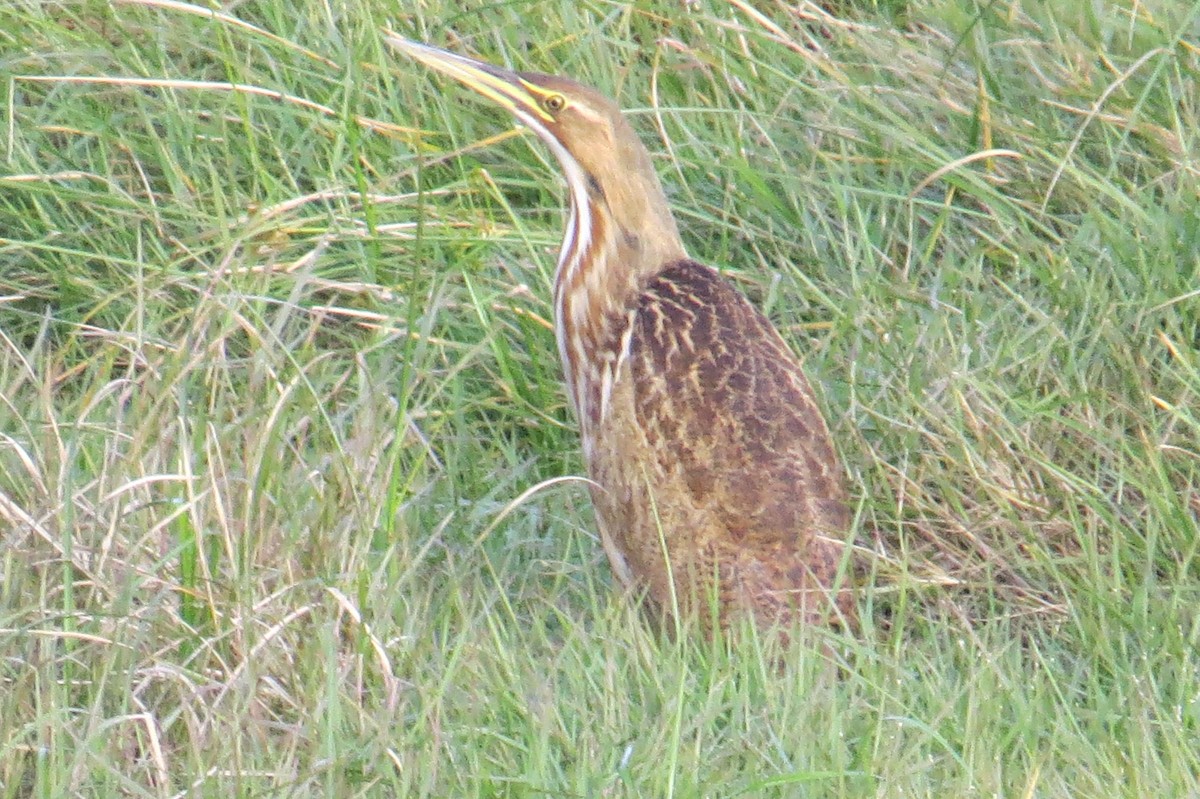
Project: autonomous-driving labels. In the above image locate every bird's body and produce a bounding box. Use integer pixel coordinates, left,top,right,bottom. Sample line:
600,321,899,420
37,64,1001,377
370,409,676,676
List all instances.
389,36,853,630
588,258,852,627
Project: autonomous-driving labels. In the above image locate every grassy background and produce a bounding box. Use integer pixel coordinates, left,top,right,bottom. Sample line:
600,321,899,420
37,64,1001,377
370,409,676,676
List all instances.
2,0,1198,795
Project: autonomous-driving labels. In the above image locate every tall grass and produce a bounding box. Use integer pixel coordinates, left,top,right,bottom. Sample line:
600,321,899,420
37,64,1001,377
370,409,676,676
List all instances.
2,0,1198,795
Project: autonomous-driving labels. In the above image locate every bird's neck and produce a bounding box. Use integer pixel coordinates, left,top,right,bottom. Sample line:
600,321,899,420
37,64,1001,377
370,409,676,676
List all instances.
552,162,685,430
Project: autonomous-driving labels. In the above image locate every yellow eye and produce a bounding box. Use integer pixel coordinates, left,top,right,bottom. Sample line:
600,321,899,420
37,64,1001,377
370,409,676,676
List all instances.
543,94,566,113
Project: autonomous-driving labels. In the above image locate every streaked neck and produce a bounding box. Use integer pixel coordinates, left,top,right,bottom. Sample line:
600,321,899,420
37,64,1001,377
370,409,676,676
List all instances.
552,169,683,431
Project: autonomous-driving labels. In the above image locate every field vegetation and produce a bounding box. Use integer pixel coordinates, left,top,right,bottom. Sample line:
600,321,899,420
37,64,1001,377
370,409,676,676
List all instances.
2,0,1198,795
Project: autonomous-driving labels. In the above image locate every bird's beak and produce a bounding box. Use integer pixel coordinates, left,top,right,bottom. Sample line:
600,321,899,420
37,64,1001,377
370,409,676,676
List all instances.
384,34,553,125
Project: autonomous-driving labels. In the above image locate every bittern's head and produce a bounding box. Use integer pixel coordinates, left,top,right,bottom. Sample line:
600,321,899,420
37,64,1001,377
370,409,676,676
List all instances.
387,36,682,258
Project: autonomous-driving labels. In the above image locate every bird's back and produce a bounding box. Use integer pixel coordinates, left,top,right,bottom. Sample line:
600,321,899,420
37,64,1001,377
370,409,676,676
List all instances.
585,259,854,630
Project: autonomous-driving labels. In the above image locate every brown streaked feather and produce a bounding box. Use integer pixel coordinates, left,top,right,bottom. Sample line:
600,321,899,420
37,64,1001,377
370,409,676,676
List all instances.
588,260,853,629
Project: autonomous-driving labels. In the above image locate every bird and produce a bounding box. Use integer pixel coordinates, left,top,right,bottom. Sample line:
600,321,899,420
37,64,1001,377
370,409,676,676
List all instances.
387,35,854,632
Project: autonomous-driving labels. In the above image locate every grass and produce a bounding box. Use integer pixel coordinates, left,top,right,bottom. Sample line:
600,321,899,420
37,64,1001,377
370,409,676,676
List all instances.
2,0,1198,795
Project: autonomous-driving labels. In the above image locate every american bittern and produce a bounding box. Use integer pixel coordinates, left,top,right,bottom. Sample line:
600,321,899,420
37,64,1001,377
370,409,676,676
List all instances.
389,35,853,630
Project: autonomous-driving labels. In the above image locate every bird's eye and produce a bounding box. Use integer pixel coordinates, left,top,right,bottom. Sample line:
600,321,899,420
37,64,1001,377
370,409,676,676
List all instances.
543,94,566,113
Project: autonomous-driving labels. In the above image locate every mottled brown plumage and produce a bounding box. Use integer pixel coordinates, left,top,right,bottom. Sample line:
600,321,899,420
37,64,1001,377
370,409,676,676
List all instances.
592,260,853,628
388,35,854,631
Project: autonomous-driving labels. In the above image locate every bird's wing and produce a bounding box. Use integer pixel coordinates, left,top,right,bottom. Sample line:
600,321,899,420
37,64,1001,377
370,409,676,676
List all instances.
628,259,849,546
